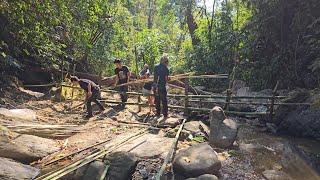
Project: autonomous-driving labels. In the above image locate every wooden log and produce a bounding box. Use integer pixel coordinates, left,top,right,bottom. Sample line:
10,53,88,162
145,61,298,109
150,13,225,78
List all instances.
156,119,187,180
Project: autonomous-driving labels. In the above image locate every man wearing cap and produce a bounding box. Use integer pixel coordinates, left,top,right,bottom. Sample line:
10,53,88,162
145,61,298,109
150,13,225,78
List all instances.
70,76,105,119
114,59,131,106
154,56,170,117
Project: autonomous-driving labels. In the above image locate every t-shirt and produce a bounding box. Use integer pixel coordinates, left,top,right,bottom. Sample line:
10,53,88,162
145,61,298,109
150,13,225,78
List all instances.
143,82,153,91
78,79,99,92
154,63,169,89
115,66,130,84
139,69,150,76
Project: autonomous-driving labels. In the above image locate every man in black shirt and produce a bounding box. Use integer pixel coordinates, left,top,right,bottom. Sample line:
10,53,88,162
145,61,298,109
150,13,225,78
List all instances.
114,59,130,106
154,56,170,117
70,76,105,118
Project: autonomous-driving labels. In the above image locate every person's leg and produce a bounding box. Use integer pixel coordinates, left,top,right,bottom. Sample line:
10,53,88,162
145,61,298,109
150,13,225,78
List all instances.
148,96,152,112
160,88,168,117
119,86,125,107
92,91,105,111
123,86,128,102
154,88,161,116
86,95,94,117
149,91,155,112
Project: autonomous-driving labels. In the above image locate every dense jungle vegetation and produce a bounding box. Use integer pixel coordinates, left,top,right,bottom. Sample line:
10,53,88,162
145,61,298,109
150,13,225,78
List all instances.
1,0,319,90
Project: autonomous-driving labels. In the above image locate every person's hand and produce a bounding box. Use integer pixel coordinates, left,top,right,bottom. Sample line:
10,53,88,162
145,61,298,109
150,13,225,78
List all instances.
87,91,92,98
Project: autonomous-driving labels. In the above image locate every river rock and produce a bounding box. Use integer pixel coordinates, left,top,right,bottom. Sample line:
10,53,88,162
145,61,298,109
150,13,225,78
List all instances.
0,157,40,180
70,161,108,180
209,107,238,148
186,174,219,180
266,123,277,134
209,106,226,127
262,170,291,180
184,121,200,133
104,152,138,180
210,118,238,148
274,91,320,139
0,134,60,163
173,143,221,178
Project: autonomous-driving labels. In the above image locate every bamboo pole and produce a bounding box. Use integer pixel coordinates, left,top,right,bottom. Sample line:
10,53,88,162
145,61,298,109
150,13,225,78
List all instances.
62,85,287,100
269,81,279,121
38,129,149,180
156,119,186,180
101,100,272,115
23,83,56,87
184,78,189,116
188,100,311,106
225,89,232,110
43,138,112,167
99,165,109,180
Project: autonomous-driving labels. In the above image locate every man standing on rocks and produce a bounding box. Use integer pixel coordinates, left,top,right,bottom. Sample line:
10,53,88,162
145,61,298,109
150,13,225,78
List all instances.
154,56,170,117
70,76,105,119
114,59,131,107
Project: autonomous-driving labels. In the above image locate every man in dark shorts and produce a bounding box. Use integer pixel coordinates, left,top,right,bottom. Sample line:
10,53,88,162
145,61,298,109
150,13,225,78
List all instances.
70,76,105,118
154,56,170,117
114,59,130,107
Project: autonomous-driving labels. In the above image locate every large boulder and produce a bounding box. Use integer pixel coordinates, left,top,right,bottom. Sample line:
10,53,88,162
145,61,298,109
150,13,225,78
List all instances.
104,152,138,180
274,91,320,139
173,143,221,178
0,157,40,180
209,107,238,148
0,134,60,163
210,118,238,148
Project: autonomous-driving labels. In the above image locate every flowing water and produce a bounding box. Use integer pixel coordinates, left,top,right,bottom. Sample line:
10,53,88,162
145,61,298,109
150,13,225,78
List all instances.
220,123,320,180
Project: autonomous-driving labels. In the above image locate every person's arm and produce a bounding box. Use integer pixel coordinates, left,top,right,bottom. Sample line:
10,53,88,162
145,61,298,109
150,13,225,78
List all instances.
87,83,92,97
127,67,131,83
165,67,170,82
114,75,118,86
154,67,158,83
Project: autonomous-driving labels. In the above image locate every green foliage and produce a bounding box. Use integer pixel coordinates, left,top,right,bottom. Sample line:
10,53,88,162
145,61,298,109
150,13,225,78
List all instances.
1,0,319,91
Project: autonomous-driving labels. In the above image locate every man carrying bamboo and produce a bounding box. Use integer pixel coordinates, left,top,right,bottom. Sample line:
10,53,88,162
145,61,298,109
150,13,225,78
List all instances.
70,76,105,119
154,56,170,117
114,59,131,107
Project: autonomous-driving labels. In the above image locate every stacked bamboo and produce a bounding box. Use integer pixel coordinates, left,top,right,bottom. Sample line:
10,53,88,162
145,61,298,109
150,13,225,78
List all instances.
36,129,149,180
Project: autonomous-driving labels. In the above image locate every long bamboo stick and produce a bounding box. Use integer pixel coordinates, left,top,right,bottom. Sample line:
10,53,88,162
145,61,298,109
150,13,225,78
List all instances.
99,165,109,180
62,85,287,100
38,129,149,180
43,138,112,167
188,100,311,106
101,100,273,115
156,119,187,180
